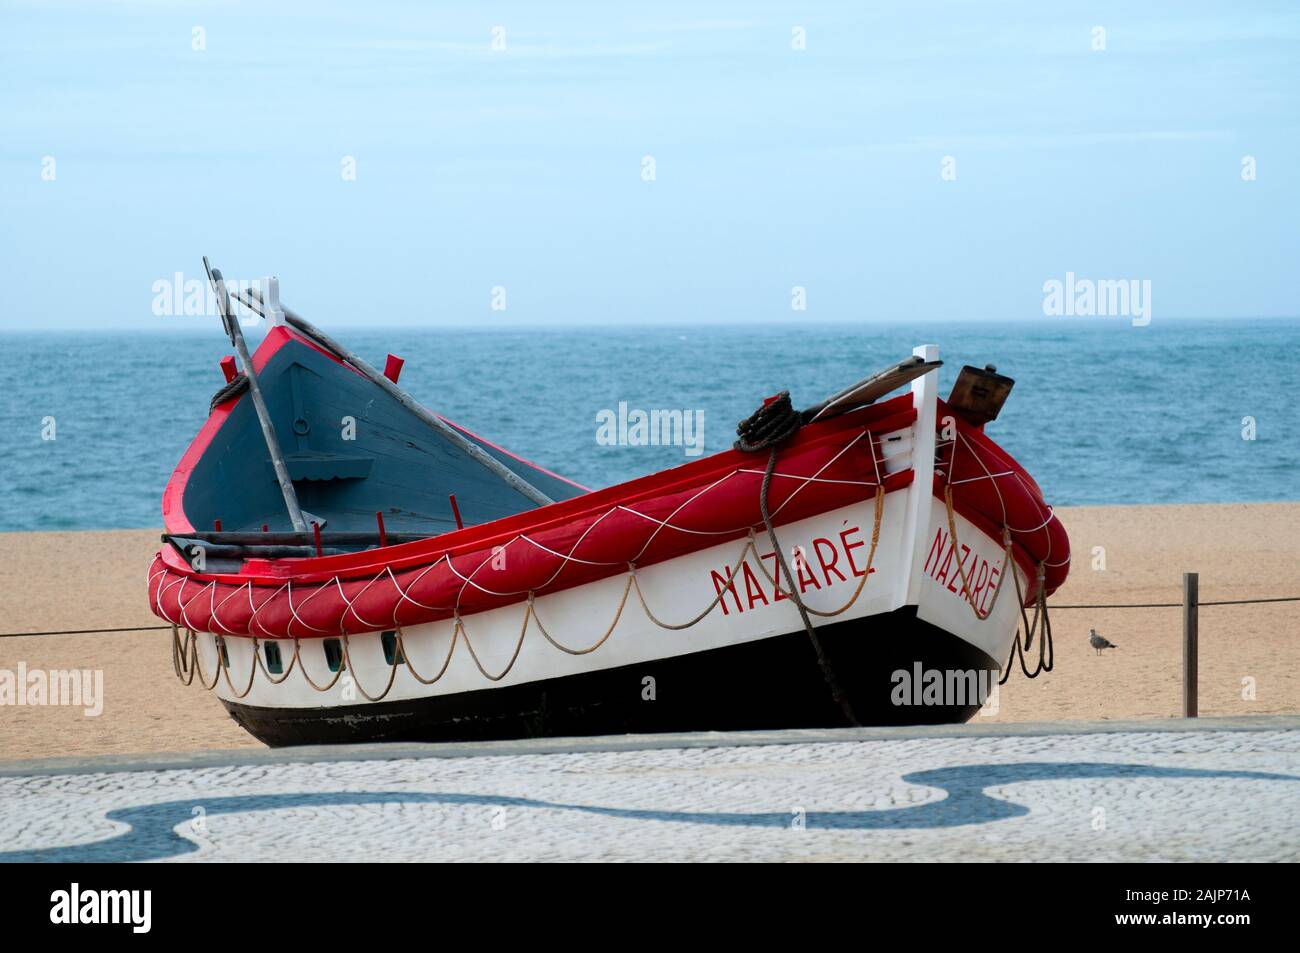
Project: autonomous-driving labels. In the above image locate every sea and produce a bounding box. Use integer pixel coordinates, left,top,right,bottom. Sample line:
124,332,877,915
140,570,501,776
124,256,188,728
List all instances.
0,318,1296,532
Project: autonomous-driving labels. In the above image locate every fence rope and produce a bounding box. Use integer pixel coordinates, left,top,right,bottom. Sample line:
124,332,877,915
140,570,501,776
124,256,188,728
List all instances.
3,591,1296,640
1049,596,1300,609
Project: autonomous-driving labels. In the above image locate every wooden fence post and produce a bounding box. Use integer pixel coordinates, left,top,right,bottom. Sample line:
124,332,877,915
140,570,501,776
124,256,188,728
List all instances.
1183,572,1199,718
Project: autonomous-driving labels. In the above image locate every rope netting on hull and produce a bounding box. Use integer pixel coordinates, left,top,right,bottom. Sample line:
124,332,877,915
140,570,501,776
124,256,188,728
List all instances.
935,412,1063,681
151,415,904,638
158,399,1069,704
171,487,889,703
167,404,894,704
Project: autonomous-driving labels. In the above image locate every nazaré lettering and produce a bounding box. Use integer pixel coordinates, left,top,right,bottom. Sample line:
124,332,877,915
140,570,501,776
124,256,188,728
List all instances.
923,528,1002,614
708,526,874,616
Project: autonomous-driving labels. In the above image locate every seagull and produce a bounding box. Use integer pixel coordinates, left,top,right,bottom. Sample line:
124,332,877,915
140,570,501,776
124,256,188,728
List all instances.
1089,628,1117,655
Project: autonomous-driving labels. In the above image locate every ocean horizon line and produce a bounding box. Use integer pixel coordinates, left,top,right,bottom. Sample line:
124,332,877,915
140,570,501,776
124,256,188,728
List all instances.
2,314,1298,336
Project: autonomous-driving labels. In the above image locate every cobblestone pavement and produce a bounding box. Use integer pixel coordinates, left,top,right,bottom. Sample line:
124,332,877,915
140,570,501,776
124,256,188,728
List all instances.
2,720,1297,862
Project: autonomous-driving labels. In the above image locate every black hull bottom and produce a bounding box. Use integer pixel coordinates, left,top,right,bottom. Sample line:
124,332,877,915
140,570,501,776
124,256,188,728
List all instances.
223,607,999,747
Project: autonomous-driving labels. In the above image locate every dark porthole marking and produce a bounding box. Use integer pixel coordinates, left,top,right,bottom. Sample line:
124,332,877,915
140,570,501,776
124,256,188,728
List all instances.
264,641,284,675
381,631,404,665
323,638,344,673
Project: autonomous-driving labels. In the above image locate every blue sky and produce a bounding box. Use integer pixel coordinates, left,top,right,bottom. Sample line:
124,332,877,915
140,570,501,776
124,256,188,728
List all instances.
0,0,1296,329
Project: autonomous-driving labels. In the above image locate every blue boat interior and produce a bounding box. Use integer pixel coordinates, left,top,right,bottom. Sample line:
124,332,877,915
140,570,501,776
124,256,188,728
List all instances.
181,336,586,539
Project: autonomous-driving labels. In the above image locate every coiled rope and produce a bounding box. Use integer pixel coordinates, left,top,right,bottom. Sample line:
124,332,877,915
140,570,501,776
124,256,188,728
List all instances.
1001,559,1054,682
209,373,248,413
734,391,860,726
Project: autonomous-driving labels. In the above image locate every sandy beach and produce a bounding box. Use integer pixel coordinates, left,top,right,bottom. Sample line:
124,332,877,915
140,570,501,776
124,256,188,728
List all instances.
1,502,1297,763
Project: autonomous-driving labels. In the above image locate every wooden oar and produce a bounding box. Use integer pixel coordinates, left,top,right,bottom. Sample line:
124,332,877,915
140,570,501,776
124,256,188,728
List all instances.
804,356,943,423
203,257,309,533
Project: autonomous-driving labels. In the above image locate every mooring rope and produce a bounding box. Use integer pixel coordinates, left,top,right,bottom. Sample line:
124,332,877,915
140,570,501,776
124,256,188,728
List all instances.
999,560,1054,683
735,391,860,727
935,445,1056,682
746,488,885,618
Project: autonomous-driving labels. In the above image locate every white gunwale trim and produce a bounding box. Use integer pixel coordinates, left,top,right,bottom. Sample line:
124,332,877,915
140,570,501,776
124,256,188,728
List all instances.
900,344,940,606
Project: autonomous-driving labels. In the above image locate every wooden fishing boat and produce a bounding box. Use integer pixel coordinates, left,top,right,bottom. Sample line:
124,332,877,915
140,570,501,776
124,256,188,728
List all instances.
149,262,1069,746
